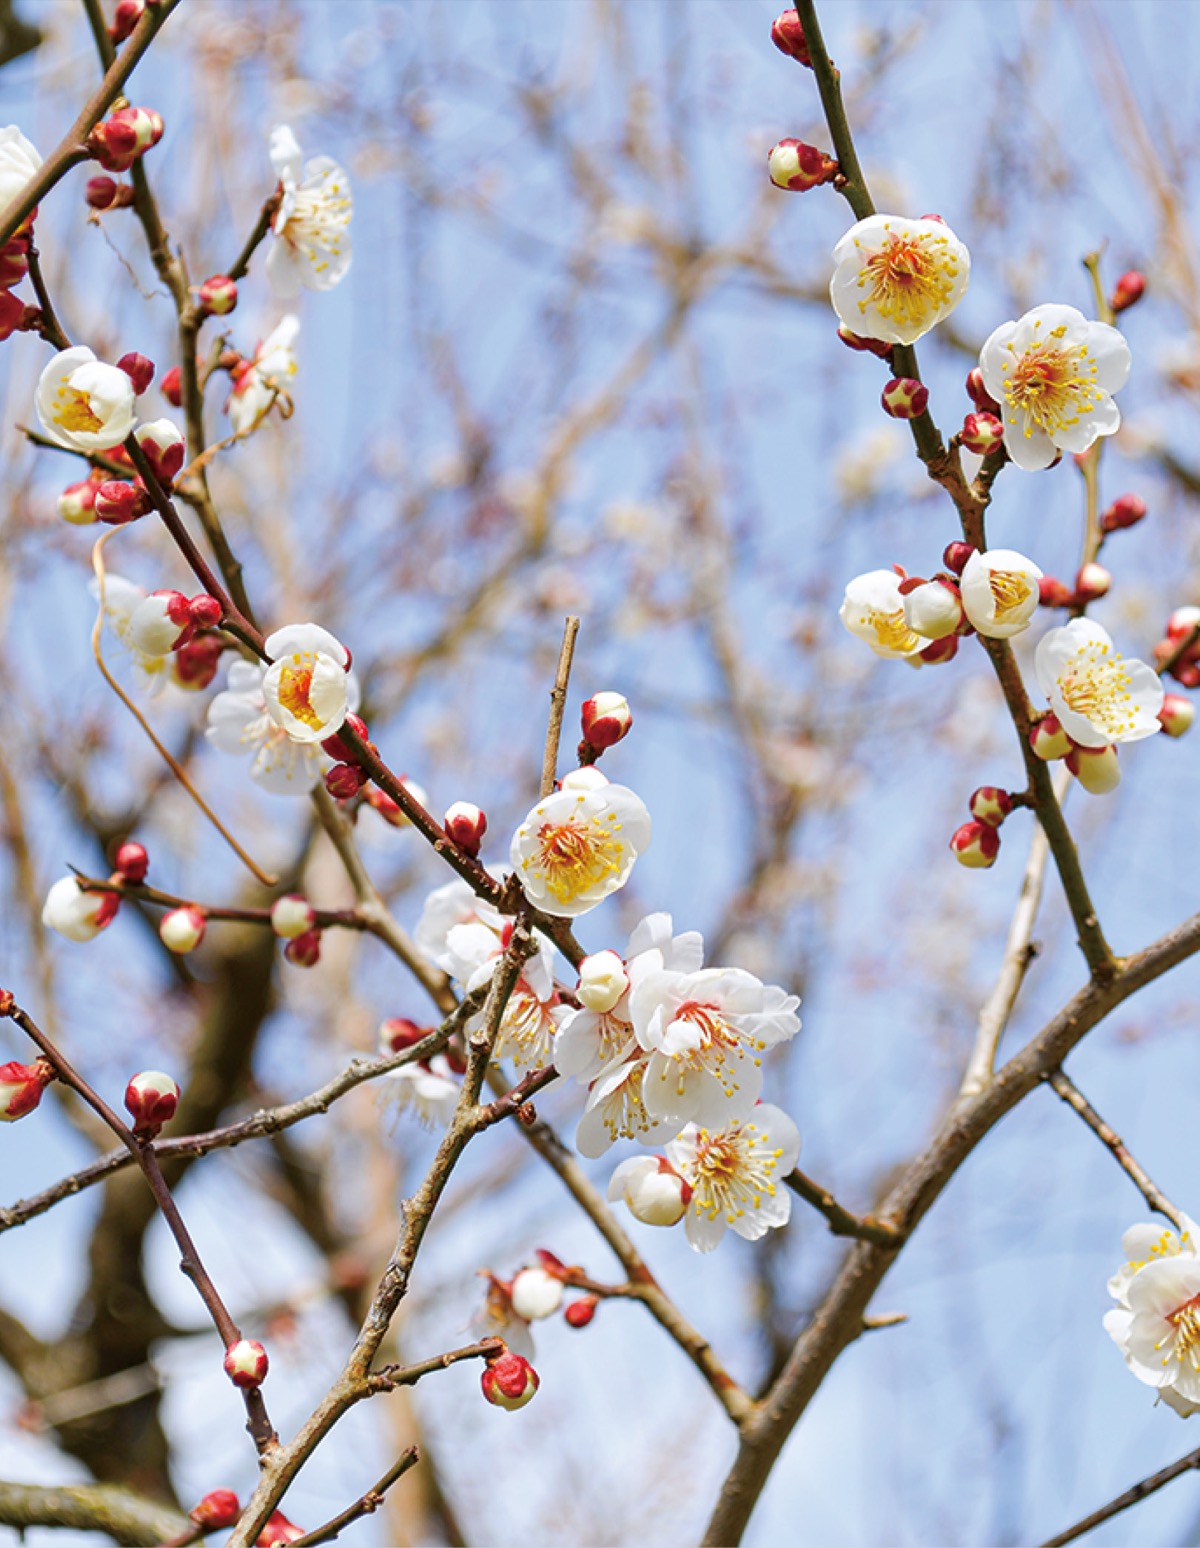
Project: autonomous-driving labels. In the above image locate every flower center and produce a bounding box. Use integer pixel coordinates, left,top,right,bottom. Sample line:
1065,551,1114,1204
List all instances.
867,606,921,654
594,1057,656,1143
54,385,102,434
689,1122,784,1221
858,232,960,331
276,658,321,728
1059,646,1139,737
283,168,351,274
989,571,1033,621
535,817,621,904
495,982,556,1068
1001,329,1100,438
1159,1293,1200,1370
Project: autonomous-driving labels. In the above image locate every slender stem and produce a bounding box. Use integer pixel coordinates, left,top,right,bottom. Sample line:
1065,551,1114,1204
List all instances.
1047,1069,1183,1228
541,616,580,797
228,191,283,281
80,0,117,70
784,1166,902,1247
1040,1443,1200,1548
24,245,70,350
284,1447,421,1548
77,872,364,933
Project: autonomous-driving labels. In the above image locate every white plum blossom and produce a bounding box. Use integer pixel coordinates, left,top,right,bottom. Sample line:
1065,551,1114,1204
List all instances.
266,126,352,297
386,1055,461,1128
510,1268,563,1322
630,964,801,1129
510,782,651,918
576,951,630,1014
979,304,1132,471
1105,1234,1200,1415
1035,618,1163,748
414,876,505,975
36,346,136,452
90,573,175,694
830,214,970,346
207,657,360,794
666,1104,801,1253
228,315,299,435
0,125,41,213
607,1156,691,1227
42,877,116,942
840,570,925,660
574,1049,676,1159
261,622,350,745
960,549,1043,639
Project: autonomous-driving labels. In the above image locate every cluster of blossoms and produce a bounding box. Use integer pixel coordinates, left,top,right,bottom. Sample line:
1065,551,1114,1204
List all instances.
1106,1217,1200,1417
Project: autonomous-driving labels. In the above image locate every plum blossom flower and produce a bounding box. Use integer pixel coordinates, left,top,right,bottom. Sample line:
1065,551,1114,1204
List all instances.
1105,1221,1200,1415
574,1049,676,1159
607,1155,691,1227
0,126,41,218
261,622,350,745
36,346,136,452
89,573,175,694
1035,618,1163,748
666,1103,802,1253
386,1055,461,1128
228,315,299,434
830,214,970,346
979,304,1131,471
207,656,360,794
414,877,505,975
266,126,352,297
510,783,651,918
839,570,924,660
959,549,1043,639
42,877,119,942
630,965,801,1129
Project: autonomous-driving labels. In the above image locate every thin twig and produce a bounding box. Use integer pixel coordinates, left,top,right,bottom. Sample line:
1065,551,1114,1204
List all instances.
1040,1443,1200,1547
281,1447,420,1548
1047,1069,1184,1228
541,616,580,797
784,1167,902,1247
228,190,284,282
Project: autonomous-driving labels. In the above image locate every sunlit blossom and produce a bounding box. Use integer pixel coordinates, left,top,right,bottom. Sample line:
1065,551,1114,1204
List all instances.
574,1049,676,1159
90,573,174,695
42,877,118,943
36,346,136,452
1035,618,1162,748
510,783,651,918
830,214,969,347
266,126,352,297
839,570,924,660
385,1055,461,1128
261,622,350,745
666,1103,801,1253
1105,1230,1200,1414
959,548,1043,639
207,657,360,794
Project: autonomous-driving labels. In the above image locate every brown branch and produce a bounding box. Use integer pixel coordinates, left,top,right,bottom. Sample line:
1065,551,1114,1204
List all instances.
541,615,580,797
783,1167,902,1247
228,190,283,282
0,1479,190,1546
1040,1443,1200,1547
284,1447,420,1548
1047,1068,1184,1228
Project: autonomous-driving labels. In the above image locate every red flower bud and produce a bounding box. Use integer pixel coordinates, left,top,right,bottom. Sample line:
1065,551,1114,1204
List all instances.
172,634,224,691
960,411,1004,456
284,929,322,968
581,692,633,751
1074,562,1111,603
968,786,1012,827
0,289,24,342
444,800,487,858
942,541,975,576
124,1070,180,1138
564,1296,598,1329
188,594,223,628
1109,270,1146,314
256,1510,305,1546
189,1489,240,1530
114,840,149,884
85,175,134,210
198,274,238,316
770,8,812,64
380,1017,427,1053
836,324,893,359
0,1059,54,1122
320,713,370,764
767,139,838,193
1038,576,1073,608
109,0,145,43
161,365,183,406
116,352,155,395
95,480,151,525
223,1338,268,1389
135,419,185,484
881,377,929,419
965,367,1001,415
1101,492,1147,532
949,820,1000,869
0,235,29,288
325,763,367,800
481,1349,539,1411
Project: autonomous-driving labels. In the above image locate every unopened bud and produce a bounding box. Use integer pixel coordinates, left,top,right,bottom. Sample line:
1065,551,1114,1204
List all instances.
85,175,134,210
57,476,101,526
0,236,29,287
960,411,1004,456
444,800,487,857
1066,743,1121,795
965,367,1001,415
510,1267,564,1322
770,8,812,64
284,928,322,968
0,289,24,342
1029,713,1073,761
836,324,893,358
257,1512,305,1546
270,894,315,940
1038,576,1073,608
379,1016,426,1053
325,763,368,800
581,691,633,751
968,786,1012,827
767,139,838,192
223,1338,268,1389
188,593,223,628
116,352,155,395
564,1296,598,1328
1109,270,1146,314
0,1059,54,1122
124,1069,180,1137
88,107,163,173
1074,562,1111,603
114,840,149,884
320,713,370,765
171,634,224,691
903,579,962,641
577,949,630,1013
109,0,145,43
130,590,192,654
161,365,183,406
881,377,929,419
95,479,151,525
1159,693,1195,738
942,541,975,576
1101,493,1147,532
189,1490,240,1530
609,1156,692,1226
481,1350,539,1411
949,820,1000,869
134,418,186,484
159,905,206,954
198,274,238,316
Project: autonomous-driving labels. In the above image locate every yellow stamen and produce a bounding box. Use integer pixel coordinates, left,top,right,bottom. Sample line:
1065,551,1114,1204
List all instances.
276,657,321,729
856,230,959,333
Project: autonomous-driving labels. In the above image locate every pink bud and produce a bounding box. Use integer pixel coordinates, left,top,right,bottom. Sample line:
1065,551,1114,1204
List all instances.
960,411,1004,456
284,929,322,968
95,480,151,525
770,8,812,64
1065,743,1121,795
198,274,238,316
581,691,633,751
1101,493,1147,532
0,236,29,287
880,377,929,419
0,288,23,342
57,476,101,526
380,1016,426,1053
124,1069,180,1137
1038,576,1073,608
223,1338,268,1389
917,634,959,665
256,1510,304,1546
159,906,206,954
564,1296,598,1329
135,419,186,484
1074,562,1111,603
942,541,975,576
270,895,315,940
190,1490,240,1530
171,634,224,691
767,139,838,192
109,0,145,43
0,1059,54,1122
116,352,155,395
1109,270,1146,314
949,820,1000,869
965,367,1001,415
1029,713,1073,761
88,108,163,173
836,324,893,359
444,800,487,857
320,713,370,765
481,1350,539,1411
325,763,368,800
114,840,149,884
968,786,1012,827
161,365,183,406
1174,662,1200,689
85,175,134,210
188,594,223,628
1166,606,1200,642
1159,693,1195,738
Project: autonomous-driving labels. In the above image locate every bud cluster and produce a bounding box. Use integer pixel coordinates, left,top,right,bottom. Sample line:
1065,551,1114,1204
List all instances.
88,106,163,174
1153,606,1200,691
949,785,1015,870
1028,712,1130,794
